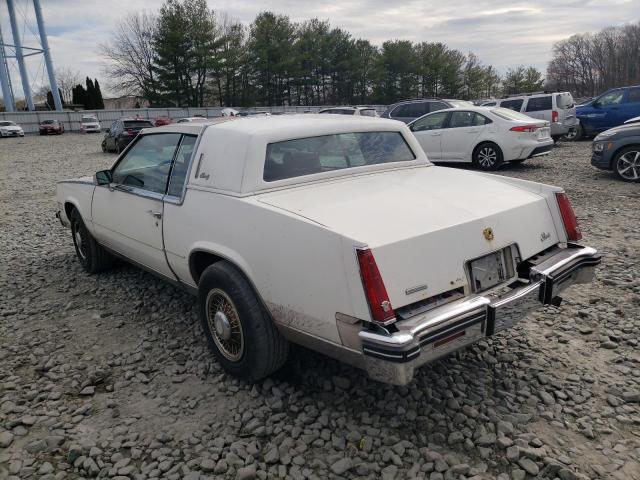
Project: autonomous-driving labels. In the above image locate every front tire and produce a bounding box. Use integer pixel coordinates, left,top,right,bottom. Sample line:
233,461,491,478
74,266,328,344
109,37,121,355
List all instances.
70,208,114,273
473,142,503,171
613,146,640,183
198,262,289,381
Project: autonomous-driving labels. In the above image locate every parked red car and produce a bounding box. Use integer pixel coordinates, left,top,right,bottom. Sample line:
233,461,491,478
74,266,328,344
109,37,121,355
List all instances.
154,116,172,127
39,120,64,135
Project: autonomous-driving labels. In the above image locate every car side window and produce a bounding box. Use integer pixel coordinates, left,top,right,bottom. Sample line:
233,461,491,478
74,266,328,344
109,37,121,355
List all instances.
111,133,182,194
598,90,625,106
448,111,475,128
411,111,449,132
627,88,640,103
473,113,492,126
500,99,524,111
167,135,197,197
525,96,552,112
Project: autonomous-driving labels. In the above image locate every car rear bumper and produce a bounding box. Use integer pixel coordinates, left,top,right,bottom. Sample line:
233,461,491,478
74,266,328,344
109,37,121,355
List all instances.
358,243,600,385
528,145,553,158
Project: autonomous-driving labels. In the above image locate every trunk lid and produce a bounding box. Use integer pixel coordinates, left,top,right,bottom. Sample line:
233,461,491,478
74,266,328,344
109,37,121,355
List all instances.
258,166,560,308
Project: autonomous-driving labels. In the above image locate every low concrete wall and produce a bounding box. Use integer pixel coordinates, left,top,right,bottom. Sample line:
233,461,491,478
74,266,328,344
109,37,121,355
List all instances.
0,105,388,134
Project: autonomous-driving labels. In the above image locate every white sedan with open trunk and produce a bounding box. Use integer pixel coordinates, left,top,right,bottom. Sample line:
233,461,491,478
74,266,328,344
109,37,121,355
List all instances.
56,115,600,385
408,106,554,170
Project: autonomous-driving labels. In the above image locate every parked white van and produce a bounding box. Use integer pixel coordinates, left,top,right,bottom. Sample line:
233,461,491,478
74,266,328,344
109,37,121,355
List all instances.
482,92,578,141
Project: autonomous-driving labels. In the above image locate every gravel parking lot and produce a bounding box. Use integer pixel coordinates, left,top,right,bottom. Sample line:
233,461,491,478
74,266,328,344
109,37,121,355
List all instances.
1,134,639,480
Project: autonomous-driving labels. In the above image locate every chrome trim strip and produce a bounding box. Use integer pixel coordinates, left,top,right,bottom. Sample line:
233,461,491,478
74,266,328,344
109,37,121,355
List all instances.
531,244,598,278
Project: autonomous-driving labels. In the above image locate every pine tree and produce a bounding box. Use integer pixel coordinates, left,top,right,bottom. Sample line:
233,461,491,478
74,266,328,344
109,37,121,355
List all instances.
94,79,105,109
85,77,96,109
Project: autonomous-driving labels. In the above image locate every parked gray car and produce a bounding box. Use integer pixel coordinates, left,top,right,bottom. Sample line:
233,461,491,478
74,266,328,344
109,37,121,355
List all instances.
591,123,640,182
381,99,473,123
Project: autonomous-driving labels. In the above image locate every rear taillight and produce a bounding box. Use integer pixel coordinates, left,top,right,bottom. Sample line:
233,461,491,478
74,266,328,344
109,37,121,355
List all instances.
552,110,558,123
356,248,395,325
510,125,539,132
555,192,582,241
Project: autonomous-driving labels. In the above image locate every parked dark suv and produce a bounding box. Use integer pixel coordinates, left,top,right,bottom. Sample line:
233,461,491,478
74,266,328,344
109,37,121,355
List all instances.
381,99,473,123
591,122,640,182
102,118,154,153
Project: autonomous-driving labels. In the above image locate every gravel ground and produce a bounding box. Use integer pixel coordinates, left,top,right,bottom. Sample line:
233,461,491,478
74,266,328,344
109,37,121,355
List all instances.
0,134,639,480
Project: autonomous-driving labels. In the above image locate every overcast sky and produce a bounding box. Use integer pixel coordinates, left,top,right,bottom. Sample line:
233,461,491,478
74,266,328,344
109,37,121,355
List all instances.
1,0,639,98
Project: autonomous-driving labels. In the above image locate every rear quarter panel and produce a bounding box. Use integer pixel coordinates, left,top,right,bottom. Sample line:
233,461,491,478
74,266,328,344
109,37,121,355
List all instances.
163,189,366,344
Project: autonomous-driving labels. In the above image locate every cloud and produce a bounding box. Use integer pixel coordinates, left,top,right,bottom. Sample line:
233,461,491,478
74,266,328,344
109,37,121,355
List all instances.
1,0,638,99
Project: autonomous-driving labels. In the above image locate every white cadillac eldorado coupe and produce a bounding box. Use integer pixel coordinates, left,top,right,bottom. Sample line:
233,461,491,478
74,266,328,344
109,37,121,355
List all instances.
56,115,601,385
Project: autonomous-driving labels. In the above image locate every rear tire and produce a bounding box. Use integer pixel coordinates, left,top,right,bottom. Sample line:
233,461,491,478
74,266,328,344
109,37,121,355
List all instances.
473,142,503,171
115,142,121,154
70,208,114,273
101,140,107,153
565,124,583,141
198,261,289,381
612,146,640,183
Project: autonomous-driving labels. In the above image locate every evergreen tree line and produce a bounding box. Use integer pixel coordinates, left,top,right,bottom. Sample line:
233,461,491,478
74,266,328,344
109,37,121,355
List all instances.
546,21,640,98
70,77,105,110
101,0,545,108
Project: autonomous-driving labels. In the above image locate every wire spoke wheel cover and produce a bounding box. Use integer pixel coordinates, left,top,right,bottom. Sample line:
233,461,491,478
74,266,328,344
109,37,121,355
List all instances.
617,150,640,181
206,289,245,362
478,147,497,168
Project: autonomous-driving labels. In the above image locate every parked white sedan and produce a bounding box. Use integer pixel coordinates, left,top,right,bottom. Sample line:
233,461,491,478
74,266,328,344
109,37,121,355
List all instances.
0,120,24,137
56,115,599,385
408,107,554,170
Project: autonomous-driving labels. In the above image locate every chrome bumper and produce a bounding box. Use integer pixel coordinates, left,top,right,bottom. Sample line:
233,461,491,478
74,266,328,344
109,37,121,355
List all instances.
359,244,600,385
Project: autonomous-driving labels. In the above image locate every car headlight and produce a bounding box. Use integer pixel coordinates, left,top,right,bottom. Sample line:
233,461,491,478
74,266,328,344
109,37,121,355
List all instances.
593,142,605,152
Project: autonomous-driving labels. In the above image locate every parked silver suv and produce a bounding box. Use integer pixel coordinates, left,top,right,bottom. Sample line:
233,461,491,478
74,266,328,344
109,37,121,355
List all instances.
483,92,578,141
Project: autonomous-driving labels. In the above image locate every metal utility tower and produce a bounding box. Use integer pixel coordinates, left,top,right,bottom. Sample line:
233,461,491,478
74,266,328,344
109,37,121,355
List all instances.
0,0,63,111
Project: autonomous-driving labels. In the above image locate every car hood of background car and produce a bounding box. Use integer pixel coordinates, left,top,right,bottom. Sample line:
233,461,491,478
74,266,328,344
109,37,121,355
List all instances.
595,123,640,139
0,125,21,131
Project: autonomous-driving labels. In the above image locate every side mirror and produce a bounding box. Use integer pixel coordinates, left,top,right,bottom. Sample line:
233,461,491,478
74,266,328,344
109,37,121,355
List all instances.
592,101,600,108
94,170,112,186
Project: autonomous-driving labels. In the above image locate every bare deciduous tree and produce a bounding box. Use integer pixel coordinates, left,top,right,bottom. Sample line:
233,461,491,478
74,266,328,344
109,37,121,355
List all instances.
547,21,640,97
100,12,160,104
55,67,81,104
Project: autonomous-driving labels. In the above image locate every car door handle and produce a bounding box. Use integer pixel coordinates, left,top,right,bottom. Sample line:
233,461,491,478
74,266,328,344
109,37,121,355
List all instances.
147,210,162,219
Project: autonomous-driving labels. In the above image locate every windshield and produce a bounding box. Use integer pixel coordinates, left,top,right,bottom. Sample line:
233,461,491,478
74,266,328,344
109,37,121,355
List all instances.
81,116,98,122
123,120,154,129
40,120,55,124
0,121,16,127
491,107,538,122
360,109,377,117
264,131,416,182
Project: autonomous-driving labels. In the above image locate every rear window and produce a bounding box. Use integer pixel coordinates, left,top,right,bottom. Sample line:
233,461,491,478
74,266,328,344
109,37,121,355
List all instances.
491,107,537,122
499,99,524,111
392,102,428,118
525,96,552,112
123,120,154,129
264,131,416,182
41,120,55,124
555,93,574,109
